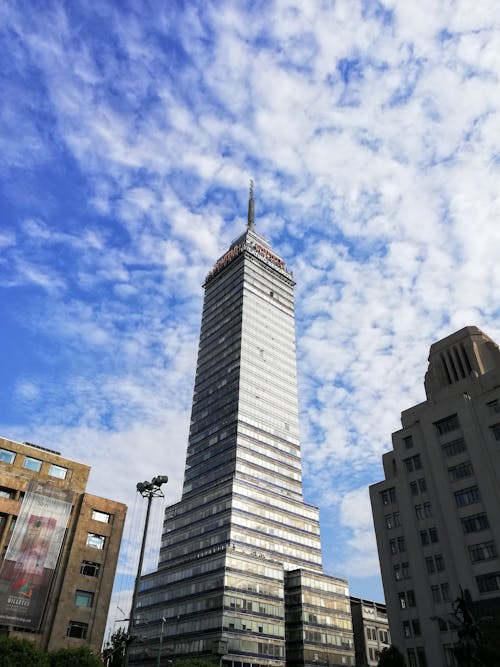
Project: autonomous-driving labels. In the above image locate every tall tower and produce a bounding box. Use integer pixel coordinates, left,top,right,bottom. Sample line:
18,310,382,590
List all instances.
132,191,354,667
370,327,500,667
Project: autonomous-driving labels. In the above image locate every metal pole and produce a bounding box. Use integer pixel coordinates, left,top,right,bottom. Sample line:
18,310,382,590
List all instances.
156,617,165,667
124,491,153,667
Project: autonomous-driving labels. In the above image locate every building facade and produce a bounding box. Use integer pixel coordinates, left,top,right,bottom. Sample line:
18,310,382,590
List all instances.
133,196,354,666
349,597,389,667
0,436,126,653
370,327,500,666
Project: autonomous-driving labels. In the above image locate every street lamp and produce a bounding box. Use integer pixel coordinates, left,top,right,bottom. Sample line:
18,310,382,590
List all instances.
156,616,166,667
124,475,168,666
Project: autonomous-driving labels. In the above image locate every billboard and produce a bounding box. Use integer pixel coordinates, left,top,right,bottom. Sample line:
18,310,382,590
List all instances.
0,480,73,629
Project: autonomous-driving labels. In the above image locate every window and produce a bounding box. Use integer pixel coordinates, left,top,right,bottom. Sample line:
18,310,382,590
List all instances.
455,486,480,507
425,556,435,574
407,648,417,667
462,513,489,533
412,619,421,636
385,513,396,529
491,423,500,441
469,542,497,563
421,528,438,545
415,504,423,519
23,457,42,472
410,477,427,494
444,644,459,666
394,561,411,582
403,620,411,638
67,621,88,639
394,564,401,581
402,562,410,579
379,629,388,643
86,533,105,550
0,449,15,464
438,617,449,631
435,414,459,436
403,435,414,449
448,461,473,482
92,510,111,523
487,399,500,414
477,572,500,593
390,537,406,554
404,454,422,472
416,647,428,667
0,487,15,499
435,554,445,572
80,560,100,577
431,585,441,603
75,590,94,607
424,502,432,517
49,464,67,479
441,583,450,601
442,437,467,457
381,488,397,505
398,590,415,608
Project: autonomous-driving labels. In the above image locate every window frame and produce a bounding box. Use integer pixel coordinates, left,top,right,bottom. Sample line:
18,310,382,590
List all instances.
48,463,68,480
0,449,16,464
75,590,94,607
86,533,105,550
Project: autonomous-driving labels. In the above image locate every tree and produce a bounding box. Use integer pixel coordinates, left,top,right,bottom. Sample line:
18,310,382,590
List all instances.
48,645,104,666
0,635,49,666
377,645,406,667
102,628,129,666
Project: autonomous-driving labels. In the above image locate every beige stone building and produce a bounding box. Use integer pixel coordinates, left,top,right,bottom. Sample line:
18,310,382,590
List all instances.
370,326,500,666
0,436,126,653
349,597,389,666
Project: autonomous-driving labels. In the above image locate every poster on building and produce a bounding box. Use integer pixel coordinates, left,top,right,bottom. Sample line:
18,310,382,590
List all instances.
0,480,73,630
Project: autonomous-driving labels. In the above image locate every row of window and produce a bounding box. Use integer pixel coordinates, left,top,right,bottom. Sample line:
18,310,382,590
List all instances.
0,449,67,479
365,627,388,643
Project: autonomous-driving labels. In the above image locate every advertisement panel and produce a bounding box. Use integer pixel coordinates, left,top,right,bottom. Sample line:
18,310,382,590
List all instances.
0,480,73,629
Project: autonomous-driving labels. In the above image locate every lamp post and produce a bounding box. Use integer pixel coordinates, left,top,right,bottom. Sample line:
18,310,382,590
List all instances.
156,616,166,667
124,475,168,667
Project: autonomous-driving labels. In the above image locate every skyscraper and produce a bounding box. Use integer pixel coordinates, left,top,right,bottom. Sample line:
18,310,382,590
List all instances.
370,327,500,667
132,191,354,667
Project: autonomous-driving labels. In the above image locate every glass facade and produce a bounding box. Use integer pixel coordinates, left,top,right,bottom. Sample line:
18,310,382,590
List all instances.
133,223,353,666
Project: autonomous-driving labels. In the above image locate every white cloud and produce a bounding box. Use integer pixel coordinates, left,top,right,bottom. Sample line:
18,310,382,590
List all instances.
2,0,500,613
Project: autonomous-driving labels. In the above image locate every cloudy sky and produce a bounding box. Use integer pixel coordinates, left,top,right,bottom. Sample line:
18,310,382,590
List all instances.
2,0,500,622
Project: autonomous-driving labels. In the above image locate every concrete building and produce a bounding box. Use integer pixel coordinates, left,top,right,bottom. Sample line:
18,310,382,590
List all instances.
349,598,389,667
370,326,500,666
0,436,126,654
132,192,354,666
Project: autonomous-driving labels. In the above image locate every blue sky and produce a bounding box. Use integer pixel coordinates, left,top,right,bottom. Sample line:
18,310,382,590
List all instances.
2,0,500,627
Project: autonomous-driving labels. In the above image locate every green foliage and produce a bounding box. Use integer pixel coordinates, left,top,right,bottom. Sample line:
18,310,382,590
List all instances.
0,635,49,667
48,645,103,666
102,628,128,666
377,645,406,667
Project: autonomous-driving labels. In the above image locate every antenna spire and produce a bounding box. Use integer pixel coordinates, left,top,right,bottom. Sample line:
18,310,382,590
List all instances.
247,179,255,229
